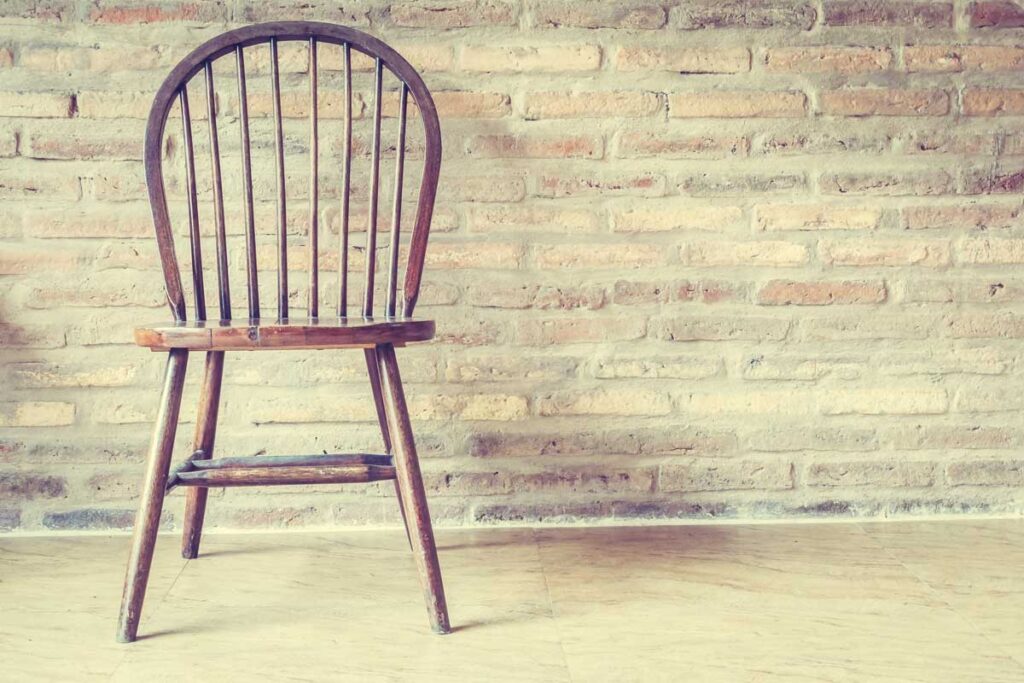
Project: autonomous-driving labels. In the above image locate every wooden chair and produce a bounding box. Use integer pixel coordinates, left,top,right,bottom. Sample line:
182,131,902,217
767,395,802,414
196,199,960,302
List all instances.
116,22,448,642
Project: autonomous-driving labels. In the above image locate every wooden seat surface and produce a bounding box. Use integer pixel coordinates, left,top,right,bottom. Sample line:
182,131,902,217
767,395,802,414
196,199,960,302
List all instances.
134,317,435,350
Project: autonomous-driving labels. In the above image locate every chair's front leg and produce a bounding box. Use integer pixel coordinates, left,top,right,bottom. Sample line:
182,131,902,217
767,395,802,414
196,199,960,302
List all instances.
376,343,450,634
181,350,225,559
364,347,412,549
116,348,189,643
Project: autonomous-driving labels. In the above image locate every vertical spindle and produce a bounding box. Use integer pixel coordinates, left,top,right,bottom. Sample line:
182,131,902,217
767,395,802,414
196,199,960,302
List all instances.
205,62,230,320
386,84,408,318
363,57,383,318
338,43,352,318
308,37,319,318
179,86,206,320
270,37,288,319
236,46,259,319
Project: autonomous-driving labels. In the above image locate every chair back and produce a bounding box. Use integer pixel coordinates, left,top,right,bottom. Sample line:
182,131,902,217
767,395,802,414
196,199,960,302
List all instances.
145,21,442,322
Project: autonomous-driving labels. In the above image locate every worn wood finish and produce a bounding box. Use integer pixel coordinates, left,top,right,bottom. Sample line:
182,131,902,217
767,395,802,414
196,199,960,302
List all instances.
180,351,225,559
134,317,434,350
363,57,383,318
308,37,319,318
128,22,449,643
270,37,288,319
204,63,230,319
235,45,259,318
179,88,206,320
377,343,450,634
117,349,189,643
338,42,352,318
365,347,412,548
176,463,396,487
193,452,392,469
387,84,408,318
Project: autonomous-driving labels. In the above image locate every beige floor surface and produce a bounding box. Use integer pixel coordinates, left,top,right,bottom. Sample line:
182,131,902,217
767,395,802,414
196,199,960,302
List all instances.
1,520,1022,682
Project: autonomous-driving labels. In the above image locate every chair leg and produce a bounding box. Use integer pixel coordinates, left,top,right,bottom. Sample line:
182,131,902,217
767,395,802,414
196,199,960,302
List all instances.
375,343,450,634
181,350,225,559
116,349,189,643
364,347,412,549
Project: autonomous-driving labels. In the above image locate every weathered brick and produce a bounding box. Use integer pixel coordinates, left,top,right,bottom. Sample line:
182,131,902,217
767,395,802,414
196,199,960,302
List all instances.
963,88,1024,116
764,47,892,73
820,239,950,267
0,472,66,500
660,459,793,493
820,89,949,116
806,460,935,488
462,45,600,72
524,91,662,119
678,172,805,196
538,388,671,416
87,1,228,23
669,91,807,118
592,354,721,380
685,240,809,267
969,1,1024,28
469,205,602,233
534,243,668,269
387,1,515,27
962,166,1024,194
746,427,878,452
947,312,1024,338
0,402,75,427
465,134,602,159
904,45,1024,72
757,280,886,305
947,459,1024,486
615,47,750,73
0,91,72,117
612,205,743,232
615,131,747,159
902,205,1021,231
821,388,948,415
660,316,791,342
756,204,882,232
801,314,936,340
533,1,666,29
741,354,864,381
820,171,954,196
42,508,141,530
536,171,664,198
516,316,647,344
959,237,1024,264
888,424,1022,450
754,131,891,156
824,1,953,28
674,1,817,29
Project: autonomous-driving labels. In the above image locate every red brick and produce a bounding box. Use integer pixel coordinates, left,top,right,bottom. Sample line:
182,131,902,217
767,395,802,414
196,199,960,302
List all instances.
87,1,228,23
670,91,807,118
820,89,949,116
757,280,887,305
616,131,747,159
824,1,953,28
615,47,749,73
524,91,662,119
674,1,816,29
764,47,892,73
969,1,1024,28
963,88,1024,116
465,134,602,159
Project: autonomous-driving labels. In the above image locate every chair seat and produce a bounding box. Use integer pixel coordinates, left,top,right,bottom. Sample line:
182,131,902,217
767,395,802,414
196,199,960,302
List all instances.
134,317,435,351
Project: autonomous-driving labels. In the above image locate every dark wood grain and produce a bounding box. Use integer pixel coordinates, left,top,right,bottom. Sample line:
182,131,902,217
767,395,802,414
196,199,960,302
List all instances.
365,347,412,547
204,63,230,319
179,87,206,320
308,37,319,318
134,317,434,350
364,57,383,317
236,45,259,318
193,452,392,469
270,37,288,319
338,42,352,318
117,349,188,643
177,463,396,487
387,83,408,318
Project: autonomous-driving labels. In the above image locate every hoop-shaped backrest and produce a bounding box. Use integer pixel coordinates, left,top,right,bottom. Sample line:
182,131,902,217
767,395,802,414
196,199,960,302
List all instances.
145,21,442,322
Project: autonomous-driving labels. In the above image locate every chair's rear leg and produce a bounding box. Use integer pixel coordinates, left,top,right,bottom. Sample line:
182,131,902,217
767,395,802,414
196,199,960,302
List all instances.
117,349,189,643
181,350,225,559
364,347,412,549
376,343,450,634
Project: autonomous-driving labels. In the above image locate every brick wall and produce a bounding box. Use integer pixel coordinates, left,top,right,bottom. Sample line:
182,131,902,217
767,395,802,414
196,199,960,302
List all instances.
3,0,1024,533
